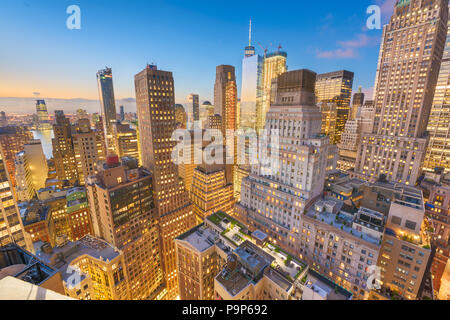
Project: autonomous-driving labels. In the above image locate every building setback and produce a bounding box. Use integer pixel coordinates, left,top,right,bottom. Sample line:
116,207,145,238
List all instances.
355,0,449,185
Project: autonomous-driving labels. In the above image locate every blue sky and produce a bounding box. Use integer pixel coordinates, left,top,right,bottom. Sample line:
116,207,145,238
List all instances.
0,0,396,111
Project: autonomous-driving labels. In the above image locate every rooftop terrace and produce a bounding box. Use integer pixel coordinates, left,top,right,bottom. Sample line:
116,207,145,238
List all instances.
305,197,383,246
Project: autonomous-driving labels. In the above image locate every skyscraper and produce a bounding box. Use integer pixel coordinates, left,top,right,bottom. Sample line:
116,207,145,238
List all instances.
187,94,200,129
87,156,165,300
0,126,33,189
14,151,35,202
236,69,333,251
112,122,141,164
244,19,255,58
240,21,264,130
214,65,237,136
135,65,196,299
315,70,354,144
214,65,238,184
36,100,50,124
0,112,7,127
337,118,363,171
174,104,187,129
52,110,78,184
23,140,48,192
423,8,450,174
72,119,105,185
351,86,365,120
257,51,287,132
120,105,125,122
355,0,448,185
190,146,235,223
97,67,118,153
0,151,32,251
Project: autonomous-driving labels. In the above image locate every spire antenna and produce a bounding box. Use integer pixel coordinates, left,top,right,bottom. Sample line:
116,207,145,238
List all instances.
249,19,252,47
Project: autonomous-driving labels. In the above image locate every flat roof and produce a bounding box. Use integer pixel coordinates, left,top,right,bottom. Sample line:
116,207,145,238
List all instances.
305,269,353,300
306,197,383,246
176,224,218,252
35,235,121,284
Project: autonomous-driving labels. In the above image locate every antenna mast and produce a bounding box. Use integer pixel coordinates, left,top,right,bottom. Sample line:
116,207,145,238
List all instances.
249,19,252,46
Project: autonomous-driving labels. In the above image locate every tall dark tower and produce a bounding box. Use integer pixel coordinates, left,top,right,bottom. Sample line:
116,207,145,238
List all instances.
97,67,117,153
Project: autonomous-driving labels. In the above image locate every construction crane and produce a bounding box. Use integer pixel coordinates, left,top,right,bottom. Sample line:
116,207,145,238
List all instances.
257,42,268,58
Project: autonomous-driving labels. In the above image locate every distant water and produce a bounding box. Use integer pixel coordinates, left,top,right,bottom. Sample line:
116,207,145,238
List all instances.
31,130,54,159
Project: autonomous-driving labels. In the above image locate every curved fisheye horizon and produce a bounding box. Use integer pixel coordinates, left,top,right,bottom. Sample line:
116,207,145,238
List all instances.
0,0,448,309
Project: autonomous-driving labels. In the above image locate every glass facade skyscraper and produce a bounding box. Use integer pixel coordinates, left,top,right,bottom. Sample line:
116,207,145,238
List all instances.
257,52,287,132
240,53,263,130
97,67,117,153
315,70,354,144
36,100,50,124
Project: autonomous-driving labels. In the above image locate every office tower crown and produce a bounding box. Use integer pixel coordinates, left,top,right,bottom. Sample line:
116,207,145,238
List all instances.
273,69,317,106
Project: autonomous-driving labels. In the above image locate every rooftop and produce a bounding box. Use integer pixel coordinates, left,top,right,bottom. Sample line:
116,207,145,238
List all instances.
206,211,251,247
35,235,121,284
19,201,50,226
305,197,383,246
176,224,219,252
372,181,424,211
207,211,307,281
0,244,58,287
304,269,353,300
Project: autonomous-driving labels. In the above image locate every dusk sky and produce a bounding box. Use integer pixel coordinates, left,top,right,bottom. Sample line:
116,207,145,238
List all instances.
0,0,396,113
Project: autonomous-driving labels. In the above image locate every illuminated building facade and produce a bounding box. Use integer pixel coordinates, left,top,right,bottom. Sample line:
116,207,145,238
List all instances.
190,157,235,223
214,65,238,185
236,69,333,253
355,0,449,185
87,156,165,300
23,140,48,192
36,100,50,125
175,104,187,129
361,182,431,300
113,122,141,164
20,201,52,244
257,52,287,132
419,170,449,298
423,11,450,174
214,65,237,137
0,151,31,251
315,70,354,144
52,111,78,184
0,126,33,188
35,235,129,300
14,152,35,202
73,119,106,185
97,67,118,153
200,101,214,129
337,119,363,171
135,65,196,299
